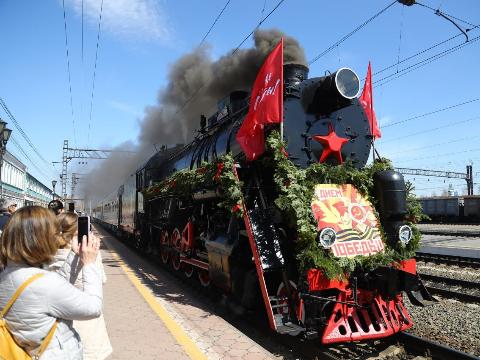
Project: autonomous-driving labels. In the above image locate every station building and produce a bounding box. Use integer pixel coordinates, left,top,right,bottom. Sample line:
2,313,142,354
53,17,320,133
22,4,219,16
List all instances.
1,150,53,207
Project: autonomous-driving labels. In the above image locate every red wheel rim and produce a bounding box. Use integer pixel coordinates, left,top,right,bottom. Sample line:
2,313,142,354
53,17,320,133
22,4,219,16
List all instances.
184,264,194,278
275,281,305,325
171,228,181,250
198,270,210,287
172,253,181,271
161,249,169,264
275,282,294,315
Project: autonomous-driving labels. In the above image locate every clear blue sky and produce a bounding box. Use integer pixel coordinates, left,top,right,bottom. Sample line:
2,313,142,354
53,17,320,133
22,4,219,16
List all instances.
0,0,479,197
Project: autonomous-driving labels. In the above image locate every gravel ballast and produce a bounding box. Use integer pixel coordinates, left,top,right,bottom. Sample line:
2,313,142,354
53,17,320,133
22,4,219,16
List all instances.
404,297,480,357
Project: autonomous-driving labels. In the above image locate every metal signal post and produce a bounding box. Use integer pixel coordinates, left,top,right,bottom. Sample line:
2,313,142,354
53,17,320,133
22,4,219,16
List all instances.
60,140,135,202
395,165,473,195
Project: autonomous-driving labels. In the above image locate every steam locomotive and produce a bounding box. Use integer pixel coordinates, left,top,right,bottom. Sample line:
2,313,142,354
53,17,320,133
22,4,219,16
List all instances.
94,63,434,344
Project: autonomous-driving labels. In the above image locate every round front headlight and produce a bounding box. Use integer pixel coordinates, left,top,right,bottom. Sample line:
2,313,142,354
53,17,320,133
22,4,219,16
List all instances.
317,227,337,248
335,67,360,99
399,225,412,245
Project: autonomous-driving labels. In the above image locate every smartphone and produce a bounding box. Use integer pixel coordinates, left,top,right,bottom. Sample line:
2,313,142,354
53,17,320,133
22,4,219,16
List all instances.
77,216,90,244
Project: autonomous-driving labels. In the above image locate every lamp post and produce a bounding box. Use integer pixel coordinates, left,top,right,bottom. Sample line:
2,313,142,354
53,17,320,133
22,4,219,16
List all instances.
0,118,12,198
52,180,57,200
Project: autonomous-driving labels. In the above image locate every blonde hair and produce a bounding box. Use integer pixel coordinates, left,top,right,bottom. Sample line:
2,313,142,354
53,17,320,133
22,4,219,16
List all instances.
0,206,61,267
57,212,78,248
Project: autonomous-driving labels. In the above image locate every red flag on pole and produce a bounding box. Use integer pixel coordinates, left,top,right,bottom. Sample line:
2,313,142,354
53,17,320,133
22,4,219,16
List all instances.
236,38,283,161
359,62,381,139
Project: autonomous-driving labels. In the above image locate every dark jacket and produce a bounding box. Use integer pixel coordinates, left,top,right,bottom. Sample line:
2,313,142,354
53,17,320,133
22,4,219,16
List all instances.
0,212,11,231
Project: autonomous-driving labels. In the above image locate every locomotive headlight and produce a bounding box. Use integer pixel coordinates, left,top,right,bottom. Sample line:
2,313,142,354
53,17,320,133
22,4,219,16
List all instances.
398,225,413,244
335,68,360,99
317,227,337,248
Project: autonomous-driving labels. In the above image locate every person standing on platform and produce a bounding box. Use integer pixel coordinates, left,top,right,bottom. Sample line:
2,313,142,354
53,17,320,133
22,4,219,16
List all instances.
0,198,18,232
0,206,103,360
48,211,113,360
48,199,64,216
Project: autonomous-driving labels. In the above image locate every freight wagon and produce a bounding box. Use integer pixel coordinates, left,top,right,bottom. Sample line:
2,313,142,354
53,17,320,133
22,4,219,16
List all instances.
418,196,480,222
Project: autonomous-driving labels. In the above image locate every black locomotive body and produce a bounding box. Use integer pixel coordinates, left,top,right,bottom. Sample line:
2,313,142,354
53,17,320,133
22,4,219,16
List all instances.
94,64,433,344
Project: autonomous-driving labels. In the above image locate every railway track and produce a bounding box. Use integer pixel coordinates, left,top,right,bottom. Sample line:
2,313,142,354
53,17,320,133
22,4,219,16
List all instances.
415,252,480,269
398,332,479,360
418,273,480,303
419,229,480,237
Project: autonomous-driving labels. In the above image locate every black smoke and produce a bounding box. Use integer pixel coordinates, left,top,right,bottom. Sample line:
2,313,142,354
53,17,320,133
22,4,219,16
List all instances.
81,29,306,203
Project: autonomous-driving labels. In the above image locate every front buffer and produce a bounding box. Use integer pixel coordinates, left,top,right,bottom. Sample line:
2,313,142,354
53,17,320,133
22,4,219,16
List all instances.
305,262,420,344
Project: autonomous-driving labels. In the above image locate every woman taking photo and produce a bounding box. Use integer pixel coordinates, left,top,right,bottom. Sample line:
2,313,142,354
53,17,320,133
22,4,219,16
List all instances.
0,206,102,359
49,212,112,360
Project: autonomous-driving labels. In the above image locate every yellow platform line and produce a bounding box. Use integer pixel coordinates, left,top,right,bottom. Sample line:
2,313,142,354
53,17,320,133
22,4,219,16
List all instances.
105,243,208,360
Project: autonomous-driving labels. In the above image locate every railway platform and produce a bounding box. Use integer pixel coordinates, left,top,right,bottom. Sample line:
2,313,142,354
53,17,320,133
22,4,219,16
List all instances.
418,224,480,258
95,225,286,360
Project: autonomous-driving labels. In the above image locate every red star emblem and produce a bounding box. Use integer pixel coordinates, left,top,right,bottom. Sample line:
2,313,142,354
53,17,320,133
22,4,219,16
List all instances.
312,123,349,164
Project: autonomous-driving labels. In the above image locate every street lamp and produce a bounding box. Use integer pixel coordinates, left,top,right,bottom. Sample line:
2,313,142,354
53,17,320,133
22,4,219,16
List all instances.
0,118,12,198
52,180,57,200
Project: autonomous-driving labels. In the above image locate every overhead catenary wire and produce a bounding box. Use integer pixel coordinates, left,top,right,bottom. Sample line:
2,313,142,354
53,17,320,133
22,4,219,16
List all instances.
198,0,232,48
10,136,53,182
0,97,57,178
175,0,286,116
413,185,461,192
396,4,405,73
380,115,480,143
81,0,84,62
61,0,77,146
415,1,477,28
374,33,480,87
389,135,479,157
383,97,479,128
308,0,397,65
87,0,104,147
231,0,286,56
395,146,480,163
375,33,464,77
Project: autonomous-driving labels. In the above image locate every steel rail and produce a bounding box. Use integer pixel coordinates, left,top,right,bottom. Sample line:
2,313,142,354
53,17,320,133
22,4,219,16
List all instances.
398,332,479,360
419,229,480,237
419,273,480,289
415,252,480,269
425,285,480,303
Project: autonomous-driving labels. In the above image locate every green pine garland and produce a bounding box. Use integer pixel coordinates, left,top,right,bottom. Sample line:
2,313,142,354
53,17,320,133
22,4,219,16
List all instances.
142,132,424,280
143,153,244,216
265,131,423,279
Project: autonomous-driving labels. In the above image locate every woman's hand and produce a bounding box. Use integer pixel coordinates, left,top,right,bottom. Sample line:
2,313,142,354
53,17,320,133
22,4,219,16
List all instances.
79,232,100,265
71,235,80,254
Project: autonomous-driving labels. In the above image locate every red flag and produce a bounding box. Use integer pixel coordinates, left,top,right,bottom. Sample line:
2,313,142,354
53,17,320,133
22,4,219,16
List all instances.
359,62,381,139
236,38,283,161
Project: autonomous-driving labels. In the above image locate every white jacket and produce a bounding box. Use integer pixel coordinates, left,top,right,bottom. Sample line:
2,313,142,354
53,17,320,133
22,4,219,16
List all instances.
48,250,112,360
0,251,102,359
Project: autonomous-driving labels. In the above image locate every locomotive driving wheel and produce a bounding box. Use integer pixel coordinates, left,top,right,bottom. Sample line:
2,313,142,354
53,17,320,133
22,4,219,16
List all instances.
171,253,181,271
275,280,305,333
170,228,182,271
183,264,194,278
198,270,210,287
160,230,169,264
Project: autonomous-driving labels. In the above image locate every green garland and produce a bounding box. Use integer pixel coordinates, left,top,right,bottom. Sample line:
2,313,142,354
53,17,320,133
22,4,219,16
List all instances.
143,153,244,216
142,132,424,280
265,131,423,279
